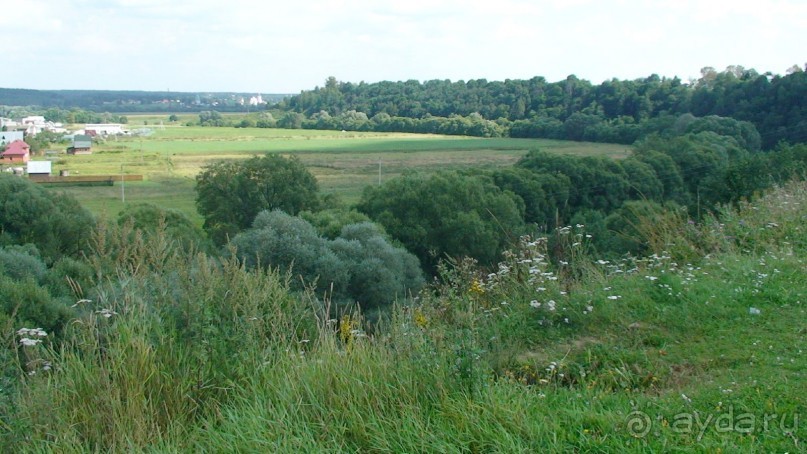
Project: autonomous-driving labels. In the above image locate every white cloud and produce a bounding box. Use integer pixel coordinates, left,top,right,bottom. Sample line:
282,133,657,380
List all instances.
2,0,804,91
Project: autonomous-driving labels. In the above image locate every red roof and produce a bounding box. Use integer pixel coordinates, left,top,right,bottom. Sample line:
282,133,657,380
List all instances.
2,140,30,156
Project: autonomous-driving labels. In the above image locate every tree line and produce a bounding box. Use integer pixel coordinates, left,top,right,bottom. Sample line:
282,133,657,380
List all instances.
357,137,807,270
280,66,806,148
0,88,288,113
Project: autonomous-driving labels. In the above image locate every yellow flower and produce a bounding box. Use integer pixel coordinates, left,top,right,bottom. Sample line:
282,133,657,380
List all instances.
414,309,428,329
469,279,485,295
339,315,358,344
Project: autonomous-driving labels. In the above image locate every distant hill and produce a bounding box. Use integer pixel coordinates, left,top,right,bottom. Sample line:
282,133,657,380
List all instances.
0,88,291,113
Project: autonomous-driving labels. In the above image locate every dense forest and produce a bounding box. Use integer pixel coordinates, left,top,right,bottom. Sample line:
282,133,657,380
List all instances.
281,66,807,148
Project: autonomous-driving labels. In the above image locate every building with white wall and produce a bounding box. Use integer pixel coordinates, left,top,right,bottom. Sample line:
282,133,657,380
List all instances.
0,131,24,146
84,124,128,135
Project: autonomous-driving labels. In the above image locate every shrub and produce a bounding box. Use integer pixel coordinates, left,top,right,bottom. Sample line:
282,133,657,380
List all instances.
117,203,213,253
196,154,320,245
231,211,423,311
0,245,47,283
0,174,95,263
358,171,525,272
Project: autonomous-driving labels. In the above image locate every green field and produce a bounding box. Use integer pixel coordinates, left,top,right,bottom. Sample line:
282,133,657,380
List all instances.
44,123,629,224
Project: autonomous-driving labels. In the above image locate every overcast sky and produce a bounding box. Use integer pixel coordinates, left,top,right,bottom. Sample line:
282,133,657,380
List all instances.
2,0,804,93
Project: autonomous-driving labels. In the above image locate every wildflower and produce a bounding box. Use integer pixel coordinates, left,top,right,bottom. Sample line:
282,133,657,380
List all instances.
607,295,621,300
681,394,692,404
469,279,485,295
96,308,117,319
645,276,658,281
19,338,42,347
585,305,594,313
17,328,47,338
546,300,556,311
749,307,761,315
530,300,541,309
339,315,359,344
414,309,429,328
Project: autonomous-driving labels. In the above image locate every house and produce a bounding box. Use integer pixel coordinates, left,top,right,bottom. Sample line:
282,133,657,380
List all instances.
0,140,31,163
84,123,127,136
67,135,92,155
21,116,46,125
21,116,47,135
249,94,265,106
0,131,24,146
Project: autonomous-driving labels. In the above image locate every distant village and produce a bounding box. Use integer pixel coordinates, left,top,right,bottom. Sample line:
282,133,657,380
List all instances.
0,91,275,177
0,115,130,176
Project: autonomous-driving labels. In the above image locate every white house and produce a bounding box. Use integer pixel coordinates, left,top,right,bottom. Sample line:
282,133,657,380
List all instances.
0,117,18,128
21,116,46,125
84,123,127,135
249,94,265,106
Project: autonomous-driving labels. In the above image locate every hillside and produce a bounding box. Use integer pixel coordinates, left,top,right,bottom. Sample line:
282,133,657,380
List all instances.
3,178,804,452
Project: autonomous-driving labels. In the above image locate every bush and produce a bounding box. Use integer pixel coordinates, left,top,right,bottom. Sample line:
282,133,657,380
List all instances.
117,203,213,253
0,276,72,337
196,154,320,245
231,211,423,311
358,171,526,272
300,208,374,239
0,174,95,263
0,245,47,283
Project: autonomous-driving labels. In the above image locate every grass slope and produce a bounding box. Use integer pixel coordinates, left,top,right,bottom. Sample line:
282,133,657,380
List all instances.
5,181,804,452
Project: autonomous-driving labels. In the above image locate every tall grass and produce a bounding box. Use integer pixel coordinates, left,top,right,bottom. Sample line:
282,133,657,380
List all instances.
4,182,805,452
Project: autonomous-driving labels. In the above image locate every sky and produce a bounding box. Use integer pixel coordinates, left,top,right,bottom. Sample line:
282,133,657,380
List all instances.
2,0,805,94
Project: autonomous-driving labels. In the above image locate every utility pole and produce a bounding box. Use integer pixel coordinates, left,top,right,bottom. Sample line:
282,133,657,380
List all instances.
121,163,125,204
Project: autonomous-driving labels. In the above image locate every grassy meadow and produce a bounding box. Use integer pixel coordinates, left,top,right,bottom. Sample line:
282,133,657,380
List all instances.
42,118,628,224
6,178,804,452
